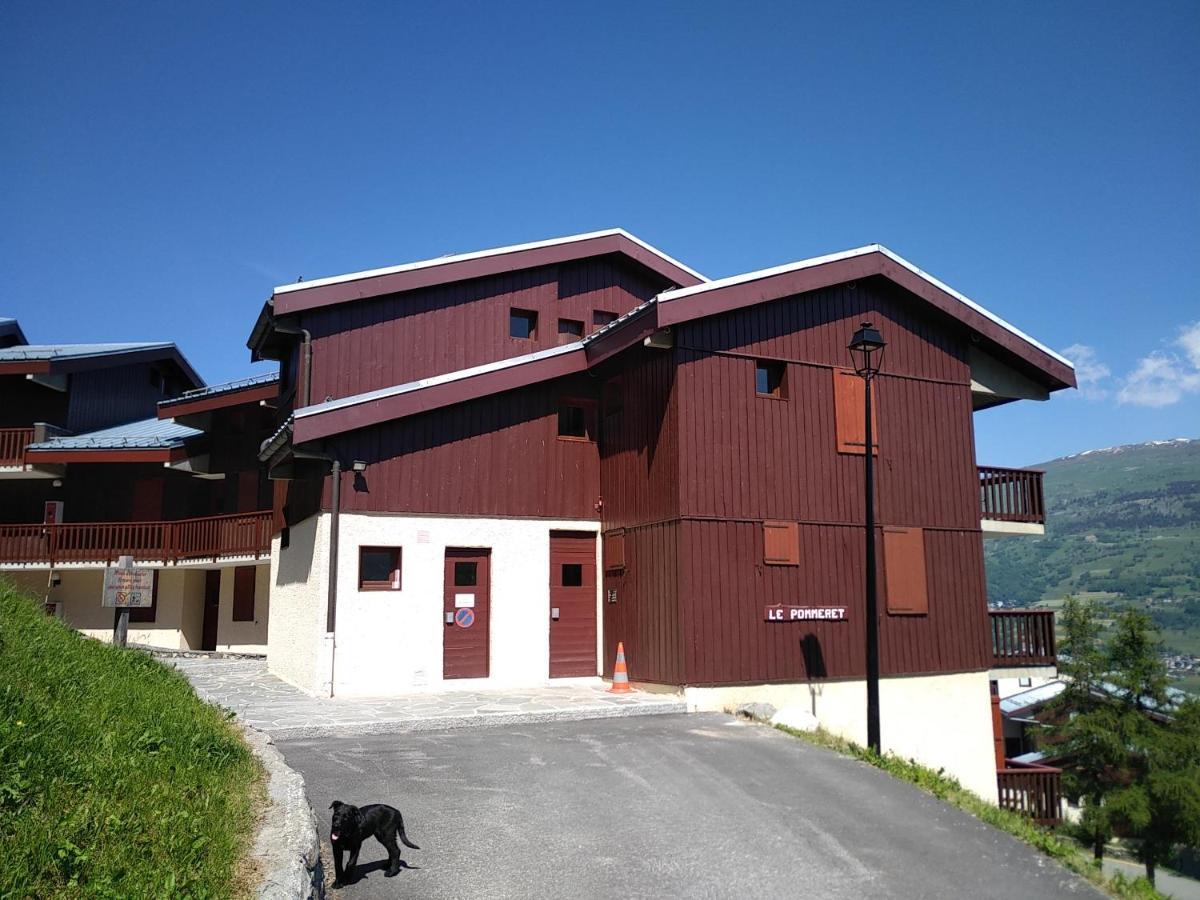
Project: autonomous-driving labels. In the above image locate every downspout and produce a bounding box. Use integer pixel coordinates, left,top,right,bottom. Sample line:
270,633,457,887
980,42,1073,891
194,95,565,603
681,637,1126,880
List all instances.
271,321,313,407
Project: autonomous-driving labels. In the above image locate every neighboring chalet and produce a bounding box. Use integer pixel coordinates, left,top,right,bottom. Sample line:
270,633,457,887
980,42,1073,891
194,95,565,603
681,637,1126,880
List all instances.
249,229,1074,803
0,321,279,653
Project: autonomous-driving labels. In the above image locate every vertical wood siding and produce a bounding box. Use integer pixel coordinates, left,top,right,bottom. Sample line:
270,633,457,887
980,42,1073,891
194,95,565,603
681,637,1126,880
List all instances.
324,376,600,520
679,520,990,684
303,257,667,404
66,364,172,433
602,521,684,685
669,277,989,682
598,349,680,529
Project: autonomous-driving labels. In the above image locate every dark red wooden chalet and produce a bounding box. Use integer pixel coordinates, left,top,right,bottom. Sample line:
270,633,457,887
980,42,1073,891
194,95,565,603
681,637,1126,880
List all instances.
254,237,1074,690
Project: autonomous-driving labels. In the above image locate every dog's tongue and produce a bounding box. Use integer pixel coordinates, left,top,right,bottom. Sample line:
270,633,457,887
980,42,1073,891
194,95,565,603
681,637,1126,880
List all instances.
331,832,338,841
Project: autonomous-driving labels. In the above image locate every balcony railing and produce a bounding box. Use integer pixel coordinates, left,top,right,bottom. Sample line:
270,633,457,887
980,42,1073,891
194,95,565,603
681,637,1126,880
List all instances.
0,428,35,467
0,511,274,566
990,609,1056,667
998,760,1063,825
978,465,1045,524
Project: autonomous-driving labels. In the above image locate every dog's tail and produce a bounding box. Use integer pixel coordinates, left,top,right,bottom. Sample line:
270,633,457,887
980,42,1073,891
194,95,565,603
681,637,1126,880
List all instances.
398,816,420,850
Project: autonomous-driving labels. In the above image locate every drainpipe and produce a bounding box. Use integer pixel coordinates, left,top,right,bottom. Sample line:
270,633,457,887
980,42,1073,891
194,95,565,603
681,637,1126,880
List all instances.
271,321,313,407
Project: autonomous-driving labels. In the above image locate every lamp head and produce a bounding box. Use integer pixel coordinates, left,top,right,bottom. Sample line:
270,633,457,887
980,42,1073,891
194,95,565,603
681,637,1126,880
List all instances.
848,321,886,377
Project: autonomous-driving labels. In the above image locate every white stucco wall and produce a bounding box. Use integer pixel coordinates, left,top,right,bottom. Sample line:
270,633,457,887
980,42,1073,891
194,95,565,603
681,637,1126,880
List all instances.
333,512,602,697
266,512,602,698
683,671,999,802
215,564,270,653
267,514,330,695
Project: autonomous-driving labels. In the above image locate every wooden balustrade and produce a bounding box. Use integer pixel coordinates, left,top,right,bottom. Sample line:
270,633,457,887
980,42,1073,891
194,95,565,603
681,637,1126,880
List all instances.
978,465,1046,523
0,511,273,566
0,428,35,467
997,761,1064,825
990,609,1057,666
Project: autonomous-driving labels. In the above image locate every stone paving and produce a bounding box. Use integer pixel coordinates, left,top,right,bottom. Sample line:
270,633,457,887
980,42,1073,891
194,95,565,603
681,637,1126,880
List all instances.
168,656,686,740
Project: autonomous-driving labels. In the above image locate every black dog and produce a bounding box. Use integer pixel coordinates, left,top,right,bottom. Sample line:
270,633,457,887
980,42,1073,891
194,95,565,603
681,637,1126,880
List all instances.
329,800,420,888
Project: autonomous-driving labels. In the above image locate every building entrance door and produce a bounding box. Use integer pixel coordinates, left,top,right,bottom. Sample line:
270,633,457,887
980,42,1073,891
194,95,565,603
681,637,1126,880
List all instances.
443,548,490,679
549,531,598,677
201,570,221,651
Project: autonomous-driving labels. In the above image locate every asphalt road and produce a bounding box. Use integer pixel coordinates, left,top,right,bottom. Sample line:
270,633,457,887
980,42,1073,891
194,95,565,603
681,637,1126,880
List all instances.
277,714,1102,899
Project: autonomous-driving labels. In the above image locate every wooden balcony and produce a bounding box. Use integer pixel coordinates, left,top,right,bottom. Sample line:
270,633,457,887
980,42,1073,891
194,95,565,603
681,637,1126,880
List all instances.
0,428,35,467
0,511,274,567
997,760,1063,825
978,465,1045,525
990,609,1056,667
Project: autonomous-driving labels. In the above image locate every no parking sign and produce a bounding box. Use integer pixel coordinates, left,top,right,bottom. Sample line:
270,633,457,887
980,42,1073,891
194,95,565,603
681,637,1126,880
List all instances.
454,607,475,628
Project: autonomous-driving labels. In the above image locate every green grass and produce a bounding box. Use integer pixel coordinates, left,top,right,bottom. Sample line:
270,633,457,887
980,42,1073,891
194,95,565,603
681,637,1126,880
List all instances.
0,580,264,899
773,724,1163,900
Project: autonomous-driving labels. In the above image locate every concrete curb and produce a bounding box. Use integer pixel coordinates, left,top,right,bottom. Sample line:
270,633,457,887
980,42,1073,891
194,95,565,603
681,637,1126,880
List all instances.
269,698,688,741
140,645,266,660
240,725,325,899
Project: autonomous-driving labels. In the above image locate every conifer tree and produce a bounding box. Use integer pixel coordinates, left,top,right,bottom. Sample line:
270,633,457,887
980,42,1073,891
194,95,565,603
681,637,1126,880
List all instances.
1103,609,1200,887
1049,596,1120,860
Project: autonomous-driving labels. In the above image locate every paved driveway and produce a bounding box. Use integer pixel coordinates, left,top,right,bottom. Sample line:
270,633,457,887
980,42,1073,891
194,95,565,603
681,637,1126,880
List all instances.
278,714,1101,899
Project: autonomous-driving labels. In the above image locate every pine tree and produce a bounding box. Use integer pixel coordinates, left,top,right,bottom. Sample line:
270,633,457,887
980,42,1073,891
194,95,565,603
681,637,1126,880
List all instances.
1049,596,1120,860
1103,609,1200,887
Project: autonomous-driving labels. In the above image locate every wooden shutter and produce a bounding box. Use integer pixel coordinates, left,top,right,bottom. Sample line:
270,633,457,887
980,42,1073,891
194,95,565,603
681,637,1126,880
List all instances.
883,527,928,615
833,369,878,455
232,566,256,621
603,529,626,571
763,521,800,565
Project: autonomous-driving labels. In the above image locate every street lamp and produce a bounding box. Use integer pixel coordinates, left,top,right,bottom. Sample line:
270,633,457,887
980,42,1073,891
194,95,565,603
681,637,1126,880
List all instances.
849,321,885,754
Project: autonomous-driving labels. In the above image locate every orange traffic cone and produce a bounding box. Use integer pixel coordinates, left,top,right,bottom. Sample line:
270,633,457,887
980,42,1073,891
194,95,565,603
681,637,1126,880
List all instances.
608,641,632,693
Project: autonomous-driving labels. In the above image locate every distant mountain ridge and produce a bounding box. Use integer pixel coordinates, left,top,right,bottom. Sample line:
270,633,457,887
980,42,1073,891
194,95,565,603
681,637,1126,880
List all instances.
984,437,1200,660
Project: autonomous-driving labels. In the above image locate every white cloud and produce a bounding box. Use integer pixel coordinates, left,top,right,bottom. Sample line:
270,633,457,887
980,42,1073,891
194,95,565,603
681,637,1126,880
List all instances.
1116,321,1200,408
1178,321,1200,369
1062,343,1110,399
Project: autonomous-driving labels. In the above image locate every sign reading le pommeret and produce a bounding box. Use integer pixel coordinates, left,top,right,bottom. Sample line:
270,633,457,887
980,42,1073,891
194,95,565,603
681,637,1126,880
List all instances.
102,566,154,608
764,606,848,622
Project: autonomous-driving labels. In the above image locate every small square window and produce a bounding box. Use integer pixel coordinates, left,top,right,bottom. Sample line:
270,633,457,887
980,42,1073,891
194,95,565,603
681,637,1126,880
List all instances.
510,309,537,340
454,561,478,586
756,361,787,399
562,563,583,587
1019,677,1032,688
558,318,584,345
593,310,618,331
359,547,402,591
557,403,591,440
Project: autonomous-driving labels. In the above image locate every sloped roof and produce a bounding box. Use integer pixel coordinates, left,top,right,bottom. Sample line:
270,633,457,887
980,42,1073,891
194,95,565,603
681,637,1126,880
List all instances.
0,318,27,347
26,417,202,451
0,340,203,386
267,228,706,316
158,371,278,418
291,244,1077,444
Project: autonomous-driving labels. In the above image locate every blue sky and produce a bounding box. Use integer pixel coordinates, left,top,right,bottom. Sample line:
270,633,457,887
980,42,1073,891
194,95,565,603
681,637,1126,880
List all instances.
2,1,1196,466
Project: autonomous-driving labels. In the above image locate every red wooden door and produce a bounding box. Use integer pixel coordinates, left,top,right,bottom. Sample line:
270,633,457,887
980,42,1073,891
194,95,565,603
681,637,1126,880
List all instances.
443,548,490,679
549,531,598,677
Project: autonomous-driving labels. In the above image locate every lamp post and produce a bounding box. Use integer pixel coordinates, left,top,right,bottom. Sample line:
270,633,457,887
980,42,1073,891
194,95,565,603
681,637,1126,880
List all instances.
849,321,886,754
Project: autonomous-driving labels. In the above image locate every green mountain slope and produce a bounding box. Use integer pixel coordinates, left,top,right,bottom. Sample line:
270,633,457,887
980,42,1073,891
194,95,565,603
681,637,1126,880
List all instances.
984,437,1200,683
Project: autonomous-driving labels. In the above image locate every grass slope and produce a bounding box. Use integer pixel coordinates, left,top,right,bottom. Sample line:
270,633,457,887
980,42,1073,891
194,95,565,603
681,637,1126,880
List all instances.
0,581,263,899
984,438,1200,686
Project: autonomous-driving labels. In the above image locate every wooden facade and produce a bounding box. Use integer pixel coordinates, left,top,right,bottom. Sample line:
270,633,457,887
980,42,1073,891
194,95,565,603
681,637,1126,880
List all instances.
259,235,1071,693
